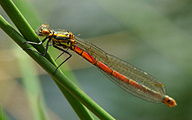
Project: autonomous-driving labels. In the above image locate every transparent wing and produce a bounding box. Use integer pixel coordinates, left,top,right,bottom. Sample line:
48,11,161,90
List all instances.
74,37,166,103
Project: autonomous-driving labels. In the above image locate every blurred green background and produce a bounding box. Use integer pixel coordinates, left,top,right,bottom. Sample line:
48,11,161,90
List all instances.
0,0,192,119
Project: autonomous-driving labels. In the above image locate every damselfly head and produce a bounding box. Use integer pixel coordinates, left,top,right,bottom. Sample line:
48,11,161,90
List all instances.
36,24,51,36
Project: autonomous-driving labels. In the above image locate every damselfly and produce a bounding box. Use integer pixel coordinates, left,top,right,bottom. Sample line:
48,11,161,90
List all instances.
24,24,177,107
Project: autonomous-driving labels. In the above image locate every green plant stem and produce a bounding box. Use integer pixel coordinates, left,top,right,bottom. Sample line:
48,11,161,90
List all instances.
0,1,115,119
0,0,94,119
17,50,49,120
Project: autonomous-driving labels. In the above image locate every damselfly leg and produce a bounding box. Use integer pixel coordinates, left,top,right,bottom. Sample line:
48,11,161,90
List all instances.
23,36,51,56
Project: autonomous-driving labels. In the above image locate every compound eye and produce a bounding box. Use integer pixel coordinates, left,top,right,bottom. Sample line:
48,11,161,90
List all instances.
37,24,50,36
41,29,50,35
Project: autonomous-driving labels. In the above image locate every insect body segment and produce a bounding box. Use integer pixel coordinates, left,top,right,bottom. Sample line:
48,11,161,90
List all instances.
25,24,177,107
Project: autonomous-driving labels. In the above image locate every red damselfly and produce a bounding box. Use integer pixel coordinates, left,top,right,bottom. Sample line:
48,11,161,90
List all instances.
24,24,177,107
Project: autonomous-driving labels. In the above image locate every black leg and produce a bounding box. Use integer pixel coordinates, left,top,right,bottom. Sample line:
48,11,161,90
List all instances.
23,37,51,56
42,38,51,56
55,48,69,61
22,36,48,45
53,46,72,75
24,48,44,55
